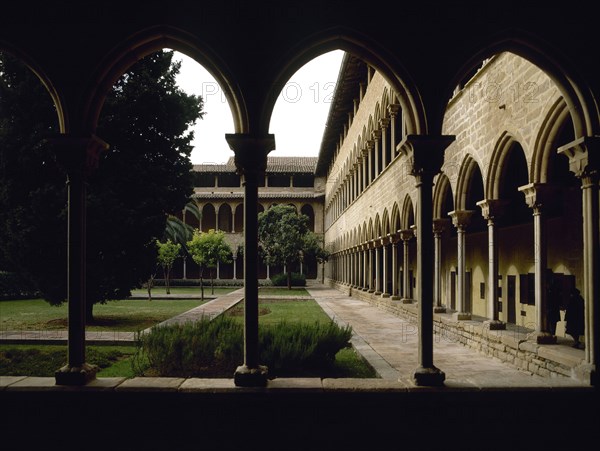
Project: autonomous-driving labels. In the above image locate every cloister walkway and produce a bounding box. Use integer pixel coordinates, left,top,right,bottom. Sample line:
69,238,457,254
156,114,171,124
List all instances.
307,284,587,388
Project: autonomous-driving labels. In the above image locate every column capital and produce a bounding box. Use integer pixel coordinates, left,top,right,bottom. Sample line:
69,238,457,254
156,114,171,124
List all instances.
518,183,557,211
388,104,400,117
399,134,455,178
225,133,275,177
49,134,109,178
366,140,375,151
371,129,382,141
433,218,451,234
379,118,390,129
557,136,600,179
448,210,475,229
400,228,414,241
476,199,509,220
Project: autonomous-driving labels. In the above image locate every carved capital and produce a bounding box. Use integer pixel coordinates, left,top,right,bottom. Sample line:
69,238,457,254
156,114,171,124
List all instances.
371,130,381,141
449,210,475,229
517,183,557,212
433,218,451,235
558,136,600,179
379,118,390,130
388,104,400,117
225,133,275,179
400,229,414,241
476,199,509,221
399,134,455,179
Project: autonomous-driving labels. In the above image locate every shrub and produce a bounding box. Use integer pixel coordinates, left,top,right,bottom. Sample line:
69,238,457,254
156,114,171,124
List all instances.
136,317,352,377
270,272,306,287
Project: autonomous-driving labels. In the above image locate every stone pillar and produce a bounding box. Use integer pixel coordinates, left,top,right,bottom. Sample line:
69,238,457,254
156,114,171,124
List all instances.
449,210,474,320
519,183,556,344
388,105,400,157
380,119,390,169
368,244,375,292
391,235,400,300
374,243,382,295
363,246,369,291
433,219,450,313
381,237,390,297
559,137,599,378
400,229,414,303
232,254,237,280
401,134,454,386
231,207,236,233
362,151,369,189
51,135,108,385
477,199,508,330
367,141,374,185
226,133,274,386
372,130,381,178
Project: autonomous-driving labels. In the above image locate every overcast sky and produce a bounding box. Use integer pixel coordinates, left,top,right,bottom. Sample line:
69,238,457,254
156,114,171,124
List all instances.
174,50,344,164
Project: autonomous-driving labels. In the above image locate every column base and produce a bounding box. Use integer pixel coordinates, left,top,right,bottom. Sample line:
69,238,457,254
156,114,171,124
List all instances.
528,331,557,344
381,293,390,298
401,298,413,304
453,312,471,321
484,319,506,330
374,291,382,296
234,364,269,387
412,365,446,387
55,363,99,386
368,289,375,293
391,295,401,301
433,305,447,313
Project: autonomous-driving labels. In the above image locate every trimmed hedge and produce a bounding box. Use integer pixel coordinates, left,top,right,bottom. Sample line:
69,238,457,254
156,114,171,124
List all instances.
135,316,352,378
270,272,306,287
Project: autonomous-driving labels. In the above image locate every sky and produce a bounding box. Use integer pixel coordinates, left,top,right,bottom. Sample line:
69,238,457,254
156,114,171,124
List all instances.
174,50,345,164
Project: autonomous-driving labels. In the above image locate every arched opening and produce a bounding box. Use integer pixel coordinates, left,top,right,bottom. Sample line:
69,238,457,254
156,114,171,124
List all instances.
201,204,216,231
218,203,232,232
234,204,244,232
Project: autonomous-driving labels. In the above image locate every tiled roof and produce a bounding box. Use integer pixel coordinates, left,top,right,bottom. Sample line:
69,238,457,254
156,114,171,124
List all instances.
192,192,322,200
193,156,318,174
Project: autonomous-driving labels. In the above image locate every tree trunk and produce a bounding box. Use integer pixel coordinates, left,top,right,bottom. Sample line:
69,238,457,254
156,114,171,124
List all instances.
199,267,204,302
85,300,94,324
210,268,214,295
287,270,292,290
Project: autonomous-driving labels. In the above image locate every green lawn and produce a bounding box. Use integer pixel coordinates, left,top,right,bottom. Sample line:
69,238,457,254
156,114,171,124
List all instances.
130,286,237,296
258,287,310,296
0,344,139,378
0,298,206,331
226,299,330,325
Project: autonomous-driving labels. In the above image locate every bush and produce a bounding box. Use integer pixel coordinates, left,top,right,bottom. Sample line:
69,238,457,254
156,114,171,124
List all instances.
136,317,352,377
270,272,306,287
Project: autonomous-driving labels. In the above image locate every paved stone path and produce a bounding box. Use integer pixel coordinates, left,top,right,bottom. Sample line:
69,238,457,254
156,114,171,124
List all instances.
307,284,586,388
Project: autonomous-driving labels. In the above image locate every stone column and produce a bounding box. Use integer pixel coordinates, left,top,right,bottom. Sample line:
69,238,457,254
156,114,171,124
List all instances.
362,152,368,191
372,130,381,178
232,254,237,280
381,237,390,298
400,229,414,303
401,134,454,386
226,133,274,386
374,243,382,295
433,218,451,313
231,207,236,233
449,210,474,320
519,183,556,344
391,234,400,300
388,105,400,157
559,137,599,377
51,135,108,385
368,244,375,293
363,245,369,291
477,199,508,330
380,118,390,169
367,141,374,185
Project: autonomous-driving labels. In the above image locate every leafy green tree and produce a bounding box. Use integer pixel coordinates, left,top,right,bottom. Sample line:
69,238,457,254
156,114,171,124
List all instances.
0,50,204,322
258,204,310,290
187,229,232,300
303,232,330,283
156,239,182,294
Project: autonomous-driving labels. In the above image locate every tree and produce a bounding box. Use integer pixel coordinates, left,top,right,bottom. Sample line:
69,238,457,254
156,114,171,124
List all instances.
187,229,232,300
303,232,330,283
156,239,182,295
0,50,204,322
258,204,310,290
